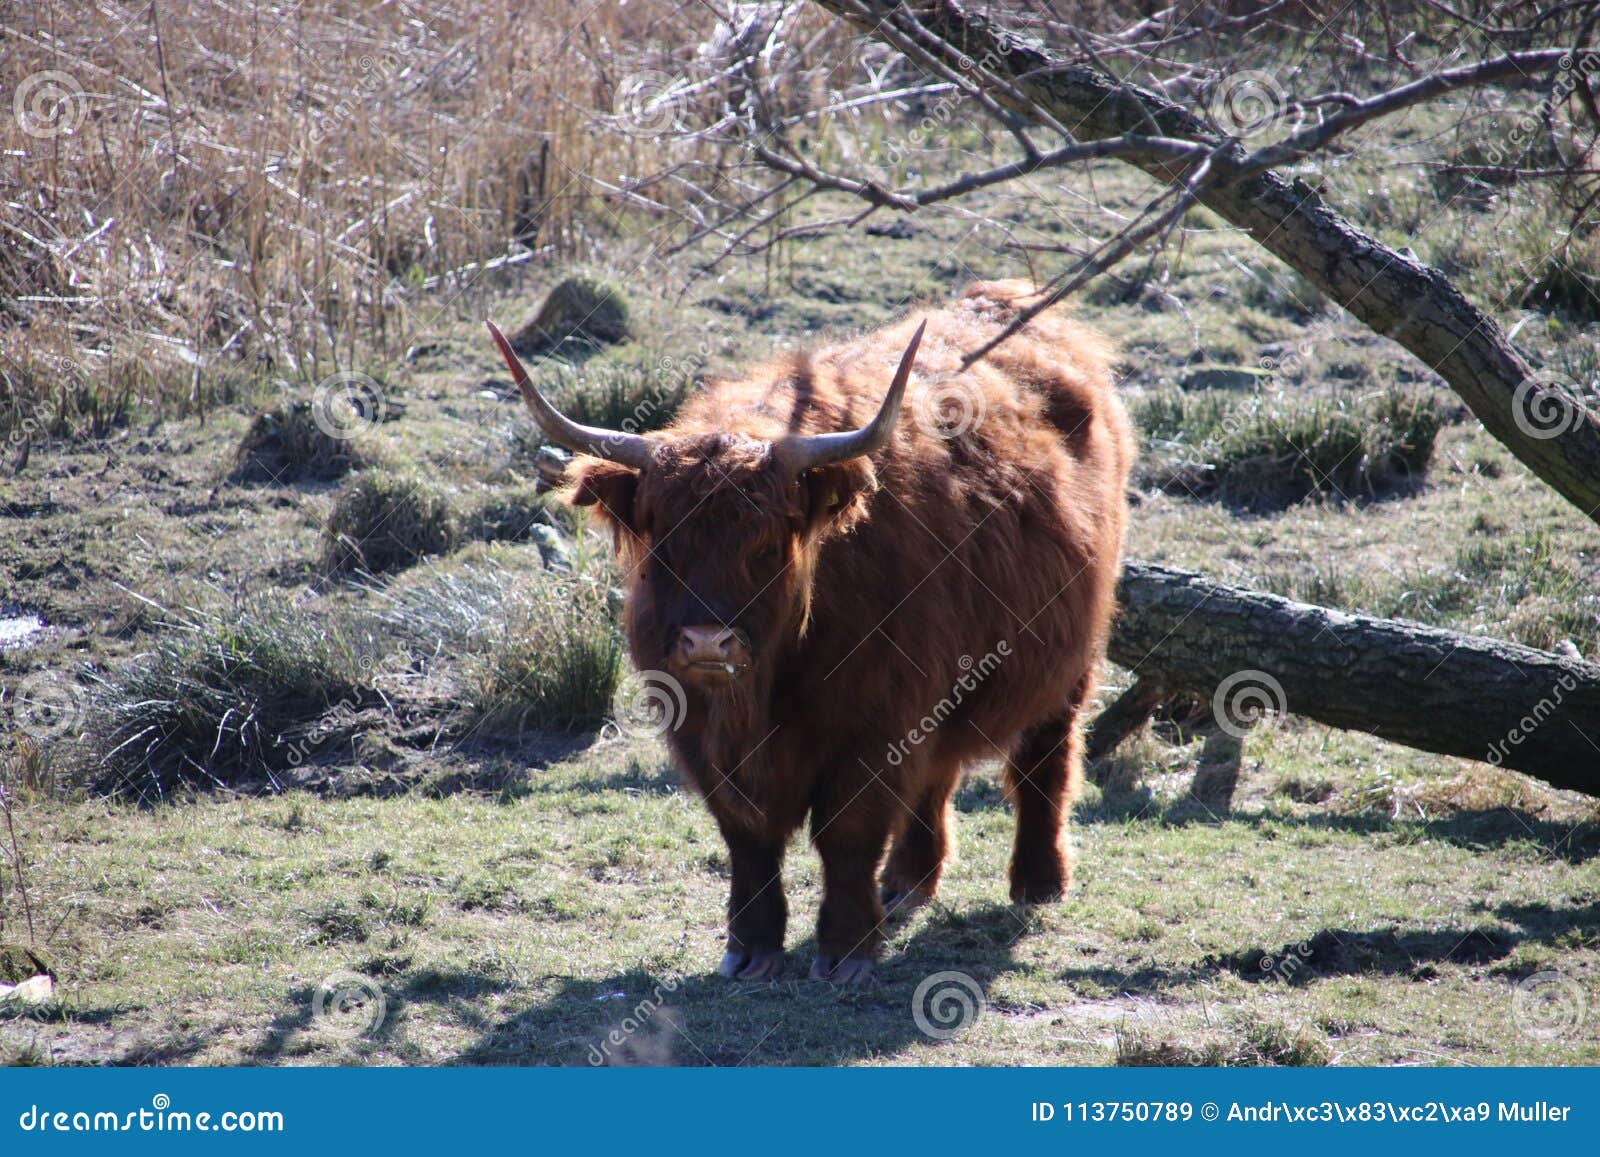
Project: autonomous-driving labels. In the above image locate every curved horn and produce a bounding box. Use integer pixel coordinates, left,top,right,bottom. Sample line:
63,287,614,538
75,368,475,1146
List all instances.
485,320,655,469
775,319,925,474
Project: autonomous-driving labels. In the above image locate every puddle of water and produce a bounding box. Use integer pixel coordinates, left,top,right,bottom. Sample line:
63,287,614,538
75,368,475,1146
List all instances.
0,612,47,649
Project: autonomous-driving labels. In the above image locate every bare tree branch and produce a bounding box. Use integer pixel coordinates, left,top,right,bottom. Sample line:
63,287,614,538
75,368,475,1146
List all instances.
804,0,1600,528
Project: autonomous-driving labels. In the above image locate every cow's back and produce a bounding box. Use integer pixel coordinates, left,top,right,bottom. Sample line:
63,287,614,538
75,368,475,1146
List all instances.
723,280,1134,775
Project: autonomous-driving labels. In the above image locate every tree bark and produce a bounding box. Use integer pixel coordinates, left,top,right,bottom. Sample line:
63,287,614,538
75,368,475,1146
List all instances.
1106,562,1600,795
809,0,1600,526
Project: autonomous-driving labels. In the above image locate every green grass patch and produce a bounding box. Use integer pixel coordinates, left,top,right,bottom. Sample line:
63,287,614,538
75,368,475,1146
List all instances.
374,550,625,733
509,359,688,468
1135,386,1445,509
1116,1013,1332,1067
82,597,369,800
1258,529,1599,656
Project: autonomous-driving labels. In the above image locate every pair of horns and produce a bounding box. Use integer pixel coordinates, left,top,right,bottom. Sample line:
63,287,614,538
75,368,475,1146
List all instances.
485,318,926,473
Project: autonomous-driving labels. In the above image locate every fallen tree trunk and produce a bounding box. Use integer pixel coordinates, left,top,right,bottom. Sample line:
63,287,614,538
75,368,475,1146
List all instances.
1100,562,1600,795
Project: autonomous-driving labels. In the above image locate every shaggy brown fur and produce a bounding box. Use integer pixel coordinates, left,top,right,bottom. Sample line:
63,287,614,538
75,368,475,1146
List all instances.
569,280,1134,981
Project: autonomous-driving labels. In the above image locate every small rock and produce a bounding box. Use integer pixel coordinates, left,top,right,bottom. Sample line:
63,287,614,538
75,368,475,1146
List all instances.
0,974,54,1005
1138,285,1182,313
535,444,571,492
1553,639,1583,661
530,524,571,570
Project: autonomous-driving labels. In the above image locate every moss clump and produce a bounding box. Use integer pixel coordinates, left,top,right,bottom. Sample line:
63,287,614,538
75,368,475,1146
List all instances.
230,400,369,483
510,276,632,354
324,471,458,574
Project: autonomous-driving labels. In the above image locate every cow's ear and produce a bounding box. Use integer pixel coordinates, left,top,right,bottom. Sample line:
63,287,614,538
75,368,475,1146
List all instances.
570,460,640,538
800,458,877,538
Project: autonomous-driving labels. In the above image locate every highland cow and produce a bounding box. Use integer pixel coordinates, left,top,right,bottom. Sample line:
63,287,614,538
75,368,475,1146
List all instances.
488,280,1133,983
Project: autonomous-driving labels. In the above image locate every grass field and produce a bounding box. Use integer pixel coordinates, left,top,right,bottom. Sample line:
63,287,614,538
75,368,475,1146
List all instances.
3,3,1600,1067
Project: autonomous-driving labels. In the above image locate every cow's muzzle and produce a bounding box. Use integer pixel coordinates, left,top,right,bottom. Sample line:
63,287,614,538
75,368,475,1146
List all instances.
668,625,752,685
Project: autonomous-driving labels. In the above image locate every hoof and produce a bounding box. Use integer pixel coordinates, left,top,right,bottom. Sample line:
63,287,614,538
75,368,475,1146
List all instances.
1008,879,1065,905
717,948,784,980
809,955,877,985
881,884,933,916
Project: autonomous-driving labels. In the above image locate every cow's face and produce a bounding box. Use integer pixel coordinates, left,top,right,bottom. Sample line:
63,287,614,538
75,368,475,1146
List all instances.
571,434,875,690
483,318,921,693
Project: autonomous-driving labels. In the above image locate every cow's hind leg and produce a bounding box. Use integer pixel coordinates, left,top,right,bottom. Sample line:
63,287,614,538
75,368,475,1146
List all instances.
1004,683,1089,904
716,823,788,980
880,765,959,914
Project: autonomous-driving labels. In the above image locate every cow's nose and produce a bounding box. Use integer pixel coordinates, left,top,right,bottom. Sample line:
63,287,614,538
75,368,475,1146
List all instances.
674,625,742,665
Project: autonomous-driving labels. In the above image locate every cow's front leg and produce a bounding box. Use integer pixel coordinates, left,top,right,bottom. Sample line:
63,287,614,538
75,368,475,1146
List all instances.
809,800,892,984
716,824,787,980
